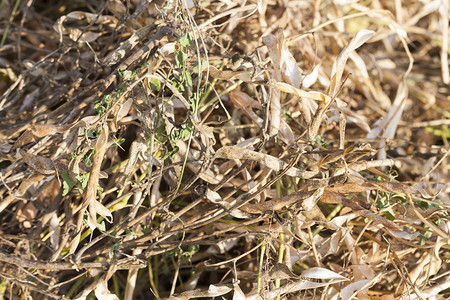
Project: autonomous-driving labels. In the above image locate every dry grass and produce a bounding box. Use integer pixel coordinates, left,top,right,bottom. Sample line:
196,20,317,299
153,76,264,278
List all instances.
0,0,449,299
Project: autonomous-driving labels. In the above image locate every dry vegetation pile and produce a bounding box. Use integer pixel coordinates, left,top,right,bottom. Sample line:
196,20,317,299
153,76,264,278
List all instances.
0,0,449,299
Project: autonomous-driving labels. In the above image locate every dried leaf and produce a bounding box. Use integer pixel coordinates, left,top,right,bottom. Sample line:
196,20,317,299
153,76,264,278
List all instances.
266,276,347,298
302,63,321,89
228,90,263,126
16,202,38,228
272,81,331,102
214,146,317,178
366,80,408,159
49,213,61,249
262,32,283,136
14,124,57,149
90,199,112,223
278,119,296,145
68,28,100,43
330,30,375,96
169,284,232,299
114,98,133,130
19,149,56,175
205,188,222,203
340,280,371,300
386,228,420,241
206,65,253,81
80,124,110,231
318,230,343,257
270,263,299,280
94,281,119,300
106,0,127,17
302,267,348,281
232,284,246,300
102,23,158,66
66,11,117,25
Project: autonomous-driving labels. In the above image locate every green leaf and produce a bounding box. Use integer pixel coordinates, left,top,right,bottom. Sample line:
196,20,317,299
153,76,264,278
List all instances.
162,146,179,160
149,77,161,92
95,103,106,116
174,50,188,69
83,149,94,167
119,69,133,80
86,129,98,139
171,74,185,93
183,69,192,91
193,60,208,73
62,170,76,196
97,185,104,198
178,33,193,47
113,138,125,146
190,91,200,113
109,240,122,259
179,124,193,141
170,121,193,142
384,210,396,221
97,220,106,232
76,173,90,190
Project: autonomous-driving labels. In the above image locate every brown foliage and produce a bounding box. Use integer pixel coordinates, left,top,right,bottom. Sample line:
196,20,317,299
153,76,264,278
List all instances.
0,0,449,299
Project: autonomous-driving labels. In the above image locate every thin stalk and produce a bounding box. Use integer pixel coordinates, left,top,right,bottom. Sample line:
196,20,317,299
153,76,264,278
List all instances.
298,204,344,251
0,0,21,47
148,256,160,298
275,233,285,300
312,204,344,236
199,60,226,107
112,274,120,297
199,80,243,113
257,242,266,293
65,274,86,298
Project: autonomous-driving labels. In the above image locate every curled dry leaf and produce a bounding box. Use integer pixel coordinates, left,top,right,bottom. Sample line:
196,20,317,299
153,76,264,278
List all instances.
318,230,344,258
266,275,348,299
340,279,372,300
67,28,100,43
1,0,448,298
79,124,112,231
329,29,375,96
302,267,348,281
206,65,253,82
263,29,321,125
278,119,296,145
272,81,331,102
53,11,117,44
231,283,247,300
65,11,118,25
106,0,127,17
367,80,408,160
102,22,159,66
14,124,60,149
302,63,321,89
49,213,61,250
205,188,249,218
214,146,318,179
19,149,56,175
228,90,263,126
269,263,299,280
113,98,133,130
168,284,232,300
262,32,282,136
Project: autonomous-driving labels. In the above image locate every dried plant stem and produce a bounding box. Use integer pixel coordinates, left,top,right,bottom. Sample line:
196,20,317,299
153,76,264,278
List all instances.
441,0,449,83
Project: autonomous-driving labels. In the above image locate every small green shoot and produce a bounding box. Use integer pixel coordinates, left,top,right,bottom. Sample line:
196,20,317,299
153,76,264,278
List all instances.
62,170,76,196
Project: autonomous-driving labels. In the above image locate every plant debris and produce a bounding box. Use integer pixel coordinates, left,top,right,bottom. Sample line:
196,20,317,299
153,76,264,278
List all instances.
0,0,449,299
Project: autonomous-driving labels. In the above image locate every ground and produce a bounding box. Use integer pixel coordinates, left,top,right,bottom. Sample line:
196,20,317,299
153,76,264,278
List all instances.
0,0,449,299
